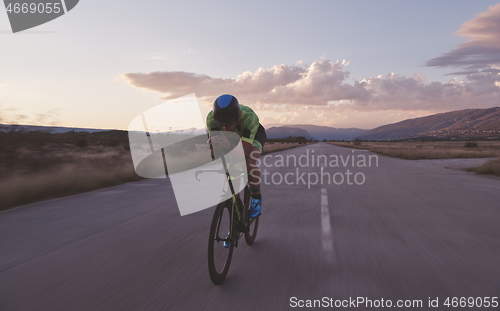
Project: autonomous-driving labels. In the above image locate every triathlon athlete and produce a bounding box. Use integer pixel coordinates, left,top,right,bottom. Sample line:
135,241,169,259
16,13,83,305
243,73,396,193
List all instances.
206,94,266,220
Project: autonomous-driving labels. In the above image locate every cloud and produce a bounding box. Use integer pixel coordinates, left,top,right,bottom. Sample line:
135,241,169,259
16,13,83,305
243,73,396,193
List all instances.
0,104,61,126
123,64,306,100
250,60,371,105
123,58,500,114
123,59,369,105
426,3,500,70
32,109,61,126
350,71,500,111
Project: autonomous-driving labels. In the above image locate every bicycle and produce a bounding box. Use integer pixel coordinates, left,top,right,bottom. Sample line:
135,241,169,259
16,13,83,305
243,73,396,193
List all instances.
199,148,260,285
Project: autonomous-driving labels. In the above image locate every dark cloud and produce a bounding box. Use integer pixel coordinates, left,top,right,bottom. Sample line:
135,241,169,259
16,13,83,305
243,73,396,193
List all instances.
426,4,500,70
446,68,500,76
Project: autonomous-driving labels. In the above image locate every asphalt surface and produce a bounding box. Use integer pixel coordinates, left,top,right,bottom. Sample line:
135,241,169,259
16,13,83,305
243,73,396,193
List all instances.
1,143,499,311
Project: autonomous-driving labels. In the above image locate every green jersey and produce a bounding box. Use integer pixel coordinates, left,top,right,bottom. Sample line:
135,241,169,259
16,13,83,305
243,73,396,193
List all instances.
206,104,262,152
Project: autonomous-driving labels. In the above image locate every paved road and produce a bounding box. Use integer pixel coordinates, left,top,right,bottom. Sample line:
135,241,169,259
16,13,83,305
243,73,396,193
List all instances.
1,143,499,310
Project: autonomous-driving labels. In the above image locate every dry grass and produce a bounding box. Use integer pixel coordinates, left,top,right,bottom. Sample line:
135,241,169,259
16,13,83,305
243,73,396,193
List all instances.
0,140,313,211
330,141,500,160
330,140,500,177
465,158,500,176
0,145,141,211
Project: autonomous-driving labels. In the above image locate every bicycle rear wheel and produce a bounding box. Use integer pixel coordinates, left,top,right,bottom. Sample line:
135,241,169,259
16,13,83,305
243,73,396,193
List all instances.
208,201,233,285
244,188,259,245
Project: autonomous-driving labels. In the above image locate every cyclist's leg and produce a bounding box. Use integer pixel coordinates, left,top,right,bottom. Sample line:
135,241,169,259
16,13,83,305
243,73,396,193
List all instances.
248,124,266,194
247,146,262,217
248,146,261,192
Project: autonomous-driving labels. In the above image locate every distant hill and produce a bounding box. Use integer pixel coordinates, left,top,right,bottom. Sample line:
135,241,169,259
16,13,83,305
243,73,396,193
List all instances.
289,124,367,140
358,107,500,140
266,127,315,140
0,124,208,136
266,125,367,141
0,124,109,133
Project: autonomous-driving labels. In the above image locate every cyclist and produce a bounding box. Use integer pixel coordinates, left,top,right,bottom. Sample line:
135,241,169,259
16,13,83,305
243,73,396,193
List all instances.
206,94,266,220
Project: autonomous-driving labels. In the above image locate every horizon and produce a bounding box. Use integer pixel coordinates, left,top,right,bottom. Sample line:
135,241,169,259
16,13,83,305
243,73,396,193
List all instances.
1,2,500,130
2,104,500,133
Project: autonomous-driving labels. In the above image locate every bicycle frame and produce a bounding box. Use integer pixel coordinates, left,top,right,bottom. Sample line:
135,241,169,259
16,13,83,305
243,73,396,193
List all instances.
196,149,247,242
218,152,246,246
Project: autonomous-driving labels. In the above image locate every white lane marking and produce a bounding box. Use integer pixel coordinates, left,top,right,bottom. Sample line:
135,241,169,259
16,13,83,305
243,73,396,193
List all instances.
319,150,333,255
321,187,333,253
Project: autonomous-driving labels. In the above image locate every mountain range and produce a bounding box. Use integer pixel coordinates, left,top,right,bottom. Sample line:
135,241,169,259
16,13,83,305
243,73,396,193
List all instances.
266,125,367,141
3,107,499,141
358,107,500,140
0,124,108,133
266,127,315,140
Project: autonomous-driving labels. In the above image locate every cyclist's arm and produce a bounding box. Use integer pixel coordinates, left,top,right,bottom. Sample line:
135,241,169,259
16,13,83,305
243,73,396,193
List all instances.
240,109,260,155
240,115,259,146
207,112,234,158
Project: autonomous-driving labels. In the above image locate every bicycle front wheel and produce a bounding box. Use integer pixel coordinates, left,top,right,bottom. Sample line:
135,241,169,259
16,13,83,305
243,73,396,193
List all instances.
208,201,233,285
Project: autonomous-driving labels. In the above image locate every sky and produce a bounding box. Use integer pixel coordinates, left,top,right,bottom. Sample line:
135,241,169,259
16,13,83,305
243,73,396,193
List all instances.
0,1,499,130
